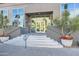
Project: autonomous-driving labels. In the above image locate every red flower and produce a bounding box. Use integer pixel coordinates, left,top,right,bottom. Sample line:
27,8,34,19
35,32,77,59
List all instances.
59,35,73,40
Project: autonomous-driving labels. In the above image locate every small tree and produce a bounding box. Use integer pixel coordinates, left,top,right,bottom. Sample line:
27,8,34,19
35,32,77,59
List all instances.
53,4,79,35
0,10,3,28
70,16,79,33
0,10,9,36
3,16,9,29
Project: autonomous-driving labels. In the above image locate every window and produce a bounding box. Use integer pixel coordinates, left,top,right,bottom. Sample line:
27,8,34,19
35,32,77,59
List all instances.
0,9,8,17
60,3,75,18
74,3,79,17
12,8,25,27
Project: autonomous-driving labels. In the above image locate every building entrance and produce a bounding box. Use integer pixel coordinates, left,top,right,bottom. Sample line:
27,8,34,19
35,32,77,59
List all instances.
31,17,46,33
26,12,53,33
31,16,51,33
36,19,45,33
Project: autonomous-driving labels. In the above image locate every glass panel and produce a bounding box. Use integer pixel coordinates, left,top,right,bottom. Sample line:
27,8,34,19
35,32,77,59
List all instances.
60,3,75,18
31,17,48,33
68,4,74,12
3,10,8,16
12,8,24,27
0,9,8,16
60,4,74,13
18,8,24,15
75,3,79,9
60,4,64,13
74,3,79,17
13,9,17,16
68,4,75,18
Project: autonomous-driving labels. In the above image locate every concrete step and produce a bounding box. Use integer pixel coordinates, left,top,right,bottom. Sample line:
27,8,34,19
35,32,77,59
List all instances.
27,35,63,48
4,34,63,48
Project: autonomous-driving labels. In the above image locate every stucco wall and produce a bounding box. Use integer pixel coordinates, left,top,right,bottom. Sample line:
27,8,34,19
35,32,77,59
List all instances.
26,3,60,19
0,3,60,19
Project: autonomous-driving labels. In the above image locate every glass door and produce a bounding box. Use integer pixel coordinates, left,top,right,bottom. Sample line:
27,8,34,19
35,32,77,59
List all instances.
35,18,46,33
31,16,51,33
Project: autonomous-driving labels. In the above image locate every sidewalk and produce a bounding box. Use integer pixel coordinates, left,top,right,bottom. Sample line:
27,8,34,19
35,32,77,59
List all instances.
0,43,79,56
0,34,79,56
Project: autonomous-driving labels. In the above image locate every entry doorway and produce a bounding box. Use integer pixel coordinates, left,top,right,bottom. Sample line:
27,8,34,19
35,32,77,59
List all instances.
26,11,53,33
31,17,46,33
36,20,45,33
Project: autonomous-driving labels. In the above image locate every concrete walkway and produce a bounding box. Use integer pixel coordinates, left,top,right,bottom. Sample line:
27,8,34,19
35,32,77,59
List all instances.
4,34,63,48
0,43,79,56
0,34,79,56
27,35,63,48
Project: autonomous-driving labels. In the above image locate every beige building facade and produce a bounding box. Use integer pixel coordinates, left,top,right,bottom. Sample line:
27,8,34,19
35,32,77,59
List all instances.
0,3,61,33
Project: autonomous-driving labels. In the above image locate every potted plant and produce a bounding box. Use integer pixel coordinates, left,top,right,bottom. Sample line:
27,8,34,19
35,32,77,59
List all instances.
59,34,73,47
0,10,9,42
53,4,79,47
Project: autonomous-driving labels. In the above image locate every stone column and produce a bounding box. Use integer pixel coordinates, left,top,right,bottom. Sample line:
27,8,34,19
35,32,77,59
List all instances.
49,13,53,25
25,14,31,33
8,7,12,26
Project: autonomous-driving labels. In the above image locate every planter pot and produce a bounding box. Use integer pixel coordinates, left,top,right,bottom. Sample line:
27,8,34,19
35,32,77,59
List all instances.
61,39,73,47
0,36,9,42
0,29,4,36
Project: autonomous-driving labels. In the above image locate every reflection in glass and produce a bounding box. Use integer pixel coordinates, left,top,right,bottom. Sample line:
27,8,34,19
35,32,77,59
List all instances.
60,3,75,18
12,8,24,27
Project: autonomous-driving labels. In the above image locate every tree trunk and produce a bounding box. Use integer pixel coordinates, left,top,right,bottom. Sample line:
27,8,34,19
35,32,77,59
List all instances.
25,40,27,48
2,26,4,36
61,27,64,35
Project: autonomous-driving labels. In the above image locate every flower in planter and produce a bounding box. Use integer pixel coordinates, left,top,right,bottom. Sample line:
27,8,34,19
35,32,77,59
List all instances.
59,35,73,40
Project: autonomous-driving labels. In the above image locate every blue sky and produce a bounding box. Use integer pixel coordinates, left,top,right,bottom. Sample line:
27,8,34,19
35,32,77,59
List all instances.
60,3,74,12
60,3,79,18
